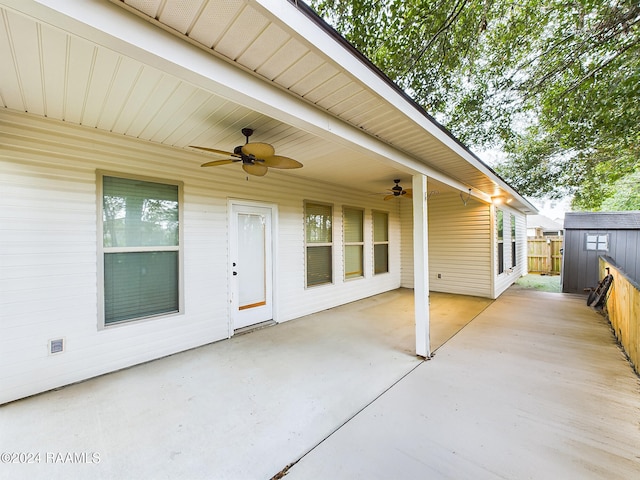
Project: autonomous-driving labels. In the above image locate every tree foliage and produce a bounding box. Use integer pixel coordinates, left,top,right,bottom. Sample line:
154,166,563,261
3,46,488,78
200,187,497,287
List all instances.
310,0,640,210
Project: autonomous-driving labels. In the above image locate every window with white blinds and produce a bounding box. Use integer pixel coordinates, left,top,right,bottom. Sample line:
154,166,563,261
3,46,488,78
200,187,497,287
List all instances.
511,214,517,267
497,209,504,274
305,202,333,287
373,210,389,274
343,207,364,280
100,174,182,325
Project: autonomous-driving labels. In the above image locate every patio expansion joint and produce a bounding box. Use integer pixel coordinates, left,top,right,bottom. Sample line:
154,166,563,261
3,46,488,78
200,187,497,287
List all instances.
269,359,426,480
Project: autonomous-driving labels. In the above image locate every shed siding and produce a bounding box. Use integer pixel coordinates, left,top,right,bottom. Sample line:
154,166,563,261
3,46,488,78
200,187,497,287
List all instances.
428,191,492,297
563,228,640,293
0,110,401,404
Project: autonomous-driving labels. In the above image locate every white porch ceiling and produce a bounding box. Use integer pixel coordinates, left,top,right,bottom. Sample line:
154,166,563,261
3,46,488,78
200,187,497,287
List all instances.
0,0,536,212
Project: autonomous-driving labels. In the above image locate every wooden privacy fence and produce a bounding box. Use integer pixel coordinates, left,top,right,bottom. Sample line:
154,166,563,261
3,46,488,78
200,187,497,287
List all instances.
600,257,640,376
527,236,563,274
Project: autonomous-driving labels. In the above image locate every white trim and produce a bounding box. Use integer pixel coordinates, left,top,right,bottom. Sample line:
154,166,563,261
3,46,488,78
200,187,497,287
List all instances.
304,200,334,288
412,174,430,358
227,198,278,334
96,170,184,329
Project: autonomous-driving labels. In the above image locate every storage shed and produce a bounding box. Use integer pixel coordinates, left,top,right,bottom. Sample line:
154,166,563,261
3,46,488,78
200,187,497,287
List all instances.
562,211,640,294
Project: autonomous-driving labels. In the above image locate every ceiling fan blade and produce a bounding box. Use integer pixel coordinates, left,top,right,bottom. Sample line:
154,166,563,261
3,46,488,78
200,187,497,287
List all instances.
241,142,275,158
190,146,239,157
262,155,303,169
383,194,395,201
404,191,413,198
404,189,413,195
201,159,236,167
242,163,268,176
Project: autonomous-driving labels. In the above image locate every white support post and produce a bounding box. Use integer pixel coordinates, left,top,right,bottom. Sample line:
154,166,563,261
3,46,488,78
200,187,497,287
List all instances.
412,174,430,358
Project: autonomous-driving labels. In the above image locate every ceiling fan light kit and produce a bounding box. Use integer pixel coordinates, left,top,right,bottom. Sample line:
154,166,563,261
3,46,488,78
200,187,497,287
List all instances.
191,128,303,176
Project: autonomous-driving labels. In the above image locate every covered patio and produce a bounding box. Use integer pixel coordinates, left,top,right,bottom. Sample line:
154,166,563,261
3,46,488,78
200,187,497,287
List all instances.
1,288,638,479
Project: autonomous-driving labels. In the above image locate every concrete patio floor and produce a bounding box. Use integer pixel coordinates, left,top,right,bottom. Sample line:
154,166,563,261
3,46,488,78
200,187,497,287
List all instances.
1,288,639,479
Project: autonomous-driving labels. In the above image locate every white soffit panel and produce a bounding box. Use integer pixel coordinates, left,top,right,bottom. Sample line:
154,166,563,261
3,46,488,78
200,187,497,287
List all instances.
290,62,340,97
237,23,290,71
40,24,68,120
255,38,307,80
65,37,96,125
5,11,44,115
110,66,164,134
125,0,162,17
158,0,206,34
81,48,124,128
215,6,269,61
275,51,324,89
188,0,243,48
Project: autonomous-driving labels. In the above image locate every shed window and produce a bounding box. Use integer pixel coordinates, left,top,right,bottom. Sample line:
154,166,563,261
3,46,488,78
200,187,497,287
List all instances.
100,174,181,325
305,202,333,287
343,207,364,280
373,210,389,274
585,233,609,251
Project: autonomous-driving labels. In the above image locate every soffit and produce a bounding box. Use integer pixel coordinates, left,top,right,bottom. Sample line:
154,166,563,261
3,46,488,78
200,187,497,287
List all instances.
0,0,535,212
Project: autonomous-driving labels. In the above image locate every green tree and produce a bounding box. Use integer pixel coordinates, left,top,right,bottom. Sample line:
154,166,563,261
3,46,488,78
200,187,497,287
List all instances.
310,0,640,210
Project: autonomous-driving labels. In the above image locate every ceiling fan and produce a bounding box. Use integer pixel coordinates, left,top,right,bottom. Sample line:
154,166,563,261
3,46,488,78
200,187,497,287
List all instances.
384,179,412,200
190,128,303,176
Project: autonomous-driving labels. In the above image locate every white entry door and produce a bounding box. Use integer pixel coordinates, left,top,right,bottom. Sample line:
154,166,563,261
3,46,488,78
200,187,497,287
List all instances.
229,202,274,330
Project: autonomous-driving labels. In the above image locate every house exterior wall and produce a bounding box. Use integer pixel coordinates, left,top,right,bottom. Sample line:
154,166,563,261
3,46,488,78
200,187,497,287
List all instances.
563,227,640,294
428,192,493,297
493,204,528,298
398,189,528,299
0,110,402,404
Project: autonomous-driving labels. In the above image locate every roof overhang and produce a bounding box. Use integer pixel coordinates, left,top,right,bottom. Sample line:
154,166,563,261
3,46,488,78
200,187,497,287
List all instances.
0,0,537,213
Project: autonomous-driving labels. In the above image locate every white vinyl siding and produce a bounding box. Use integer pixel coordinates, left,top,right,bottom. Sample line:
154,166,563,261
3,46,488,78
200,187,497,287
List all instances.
0,110,401,404
428,190,492,297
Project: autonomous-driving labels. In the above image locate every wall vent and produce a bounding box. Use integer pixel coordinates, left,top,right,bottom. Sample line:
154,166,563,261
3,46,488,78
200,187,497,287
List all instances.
49,338,64,355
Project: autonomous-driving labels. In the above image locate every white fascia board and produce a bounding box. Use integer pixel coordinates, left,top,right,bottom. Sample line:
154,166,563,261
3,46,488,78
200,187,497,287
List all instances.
255,0,533,207
3,0,485,196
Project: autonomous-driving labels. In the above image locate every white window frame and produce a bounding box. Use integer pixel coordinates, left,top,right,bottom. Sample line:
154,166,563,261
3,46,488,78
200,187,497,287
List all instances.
372,210,389,275
97,171,184,328
585,233,609,251
511,213,517,268
343,206,365,280
304,201,334,288
497,209,504,274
